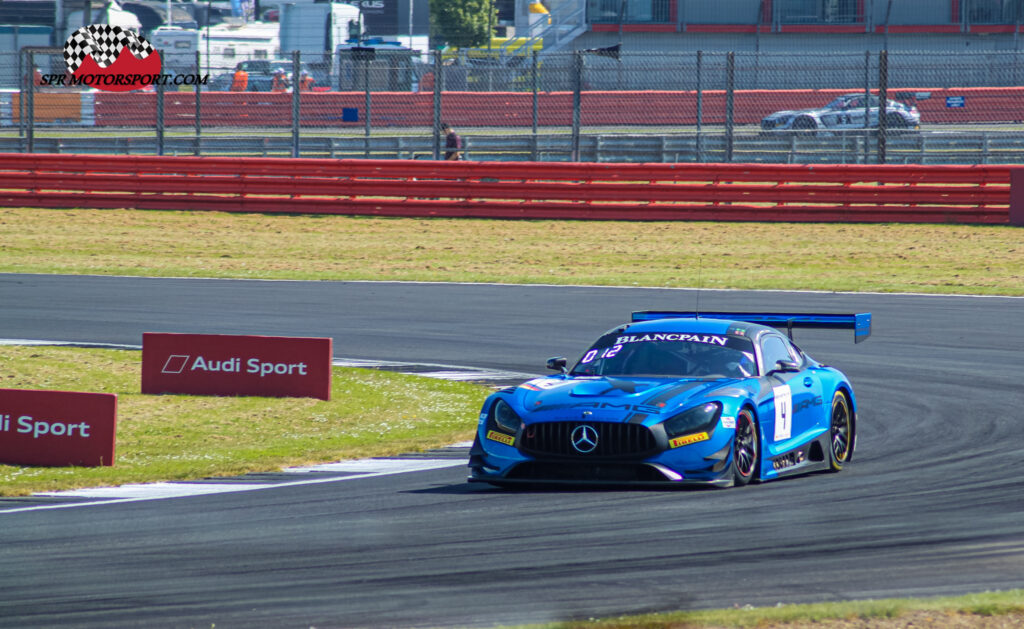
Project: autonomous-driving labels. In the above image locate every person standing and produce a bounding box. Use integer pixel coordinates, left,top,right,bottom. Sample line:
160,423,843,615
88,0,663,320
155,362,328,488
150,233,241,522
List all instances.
230,66,248,92
270,68,289,92
441,123,462,160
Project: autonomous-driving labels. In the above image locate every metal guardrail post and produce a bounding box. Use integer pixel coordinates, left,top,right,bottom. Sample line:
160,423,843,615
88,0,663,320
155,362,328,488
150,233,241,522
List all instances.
864,50,870,164
292,51,301,158
432,49,441,160
363,52,371,158
726,51,735,162
571,51,582,162
156,79,165,156
26,50,35,153
532,49,539,161
195,50,202,156
878,50,888,164
696,50,703,163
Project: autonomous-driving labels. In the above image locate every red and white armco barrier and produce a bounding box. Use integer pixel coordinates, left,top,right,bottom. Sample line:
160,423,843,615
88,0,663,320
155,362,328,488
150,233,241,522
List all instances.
0,388,117,467
0,153,1017,224
141,333,332,401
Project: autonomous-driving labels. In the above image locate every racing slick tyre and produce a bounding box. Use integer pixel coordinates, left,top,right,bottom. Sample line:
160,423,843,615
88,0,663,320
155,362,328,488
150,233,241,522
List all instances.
732,408,759,486
885,112,907,128
791,116,817,135
828,391,854,472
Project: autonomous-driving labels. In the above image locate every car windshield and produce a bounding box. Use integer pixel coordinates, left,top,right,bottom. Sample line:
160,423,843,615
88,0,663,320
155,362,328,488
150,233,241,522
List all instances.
571,332,757,379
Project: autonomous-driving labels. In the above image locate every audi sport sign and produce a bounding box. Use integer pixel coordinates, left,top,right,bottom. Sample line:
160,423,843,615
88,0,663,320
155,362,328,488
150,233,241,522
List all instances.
0,388,117,467
141,333,332,400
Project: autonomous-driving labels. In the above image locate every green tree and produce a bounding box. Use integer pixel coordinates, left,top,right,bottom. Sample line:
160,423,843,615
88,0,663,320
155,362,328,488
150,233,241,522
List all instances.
430,0,497,49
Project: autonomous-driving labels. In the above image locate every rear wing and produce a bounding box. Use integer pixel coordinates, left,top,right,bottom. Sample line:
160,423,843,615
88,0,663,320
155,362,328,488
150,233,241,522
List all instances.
631,311,872,344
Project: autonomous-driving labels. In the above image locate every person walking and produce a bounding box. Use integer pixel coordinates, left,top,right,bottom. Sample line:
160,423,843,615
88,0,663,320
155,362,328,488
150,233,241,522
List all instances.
441,123,462,160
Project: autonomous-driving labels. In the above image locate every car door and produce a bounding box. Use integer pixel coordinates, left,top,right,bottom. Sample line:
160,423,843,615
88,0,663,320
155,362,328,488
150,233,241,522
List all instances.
866,95,881,126
845,96,867,128
757,333,824,451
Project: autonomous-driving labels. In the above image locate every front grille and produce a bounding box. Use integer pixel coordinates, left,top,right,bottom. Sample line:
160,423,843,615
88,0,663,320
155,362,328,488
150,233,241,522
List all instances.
519,421,657,459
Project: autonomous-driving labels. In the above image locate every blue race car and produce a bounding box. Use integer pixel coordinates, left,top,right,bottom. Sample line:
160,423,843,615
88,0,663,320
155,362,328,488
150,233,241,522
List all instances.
469,311,871,488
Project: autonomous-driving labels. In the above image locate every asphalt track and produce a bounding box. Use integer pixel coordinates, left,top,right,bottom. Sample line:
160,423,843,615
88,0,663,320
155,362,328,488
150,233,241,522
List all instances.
0,273,1022,629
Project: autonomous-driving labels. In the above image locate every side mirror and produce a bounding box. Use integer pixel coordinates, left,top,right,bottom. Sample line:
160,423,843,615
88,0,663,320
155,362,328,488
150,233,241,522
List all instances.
546,356,567,374
768,359,800,375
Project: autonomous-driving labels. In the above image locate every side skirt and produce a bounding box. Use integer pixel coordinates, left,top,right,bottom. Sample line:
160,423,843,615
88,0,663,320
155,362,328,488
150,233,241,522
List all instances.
767,433,832,478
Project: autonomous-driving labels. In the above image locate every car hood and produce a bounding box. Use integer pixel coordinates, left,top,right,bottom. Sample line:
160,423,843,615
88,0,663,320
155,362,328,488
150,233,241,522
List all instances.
513,376,743,426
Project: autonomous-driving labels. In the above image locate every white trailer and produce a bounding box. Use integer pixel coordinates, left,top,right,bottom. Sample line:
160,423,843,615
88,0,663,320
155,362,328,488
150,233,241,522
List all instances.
152,21,281,74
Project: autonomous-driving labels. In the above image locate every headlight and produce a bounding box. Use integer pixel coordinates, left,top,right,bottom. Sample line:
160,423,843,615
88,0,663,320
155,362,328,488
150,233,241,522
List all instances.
491,398,522,434
663,402,722,437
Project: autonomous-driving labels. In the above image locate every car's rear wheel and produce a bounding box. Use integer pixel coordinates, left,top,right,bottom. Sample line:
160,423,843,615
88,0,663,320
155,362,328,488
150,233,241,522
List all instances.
885,112,907,128
828,391,854,472
732,408,759,486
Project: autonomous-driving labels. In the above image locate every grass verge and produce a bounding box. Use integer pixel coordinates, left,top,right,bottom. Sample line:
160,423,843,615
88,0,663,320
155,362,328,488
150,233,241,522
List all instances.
0,209,1022,295
529,590,1024,628
0,346,487,497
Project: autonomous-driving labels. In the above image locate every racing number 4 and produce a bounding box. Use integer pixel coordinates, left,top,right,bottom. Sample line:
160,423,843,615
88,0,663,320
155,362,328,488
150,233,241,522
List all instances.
773,385,792,441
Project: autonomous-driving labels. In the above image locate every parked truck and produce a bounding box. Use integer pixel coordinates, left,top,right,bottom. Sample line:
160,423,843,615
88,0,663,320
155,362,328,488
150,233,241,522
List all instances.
279,3,362,65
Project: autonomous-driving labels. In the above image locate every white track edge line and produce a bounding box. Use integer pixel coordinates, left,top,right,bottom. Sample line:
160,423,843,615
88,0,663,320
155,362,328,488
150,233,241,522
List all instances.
2,458,467,514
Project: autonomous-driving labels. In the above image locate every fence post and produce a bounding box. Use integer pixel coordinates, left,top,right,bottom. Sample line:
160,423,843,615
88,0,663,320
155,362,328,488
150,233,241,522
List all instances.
726,51,735,162
531,49,539,161
571,51,582,162
878,49,888,164
194,50,202,155
863,50,870,164
696,50,703,163
363,50,371,158
26,50,35,153
292,50,301,158
156,79,165,156
432,49,441,160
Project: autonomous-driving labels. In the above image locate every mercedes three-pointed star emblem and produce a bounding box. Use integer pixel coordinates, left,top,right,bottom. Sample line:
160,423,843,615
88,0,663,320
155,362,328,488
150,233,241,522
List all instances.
570,424,599,454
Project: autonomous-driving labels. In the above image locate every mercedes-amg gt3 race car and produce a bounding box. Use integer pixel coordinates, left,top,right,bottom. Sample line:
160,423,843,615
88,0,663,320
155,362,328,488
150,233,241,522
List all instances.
469,311,871,488
760,93,920,133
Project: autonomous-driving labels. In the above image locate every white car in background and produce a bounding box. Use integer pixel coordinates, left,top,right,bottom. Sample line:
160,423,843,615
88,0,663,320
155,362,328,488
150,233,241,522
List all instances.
760,93,922,133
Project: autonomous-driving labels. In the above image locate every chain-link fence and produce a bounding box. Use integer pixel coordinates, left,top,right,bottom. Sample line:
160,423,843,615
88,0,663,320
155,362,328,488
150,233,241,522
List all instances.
3,47,1024,164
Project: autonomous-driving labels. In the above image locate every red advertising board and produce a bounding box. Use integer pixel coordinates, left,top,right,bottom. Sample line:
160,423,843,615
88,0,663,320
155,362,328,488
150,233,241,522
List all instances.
141,333,332,400
0,389,117,467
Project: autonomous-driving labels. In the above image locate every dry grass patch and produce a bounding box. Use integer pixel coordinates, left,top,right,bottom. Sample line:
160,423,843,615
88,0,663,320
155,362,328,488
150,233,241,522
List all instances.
0,209,1021,294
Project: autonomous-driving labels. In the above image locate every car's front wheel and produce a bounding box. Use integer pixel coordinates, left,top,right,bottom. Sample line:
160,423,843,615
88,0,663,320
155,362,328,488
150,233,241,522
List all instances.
732,408,759,486
791,116,817,134
828,391,854,471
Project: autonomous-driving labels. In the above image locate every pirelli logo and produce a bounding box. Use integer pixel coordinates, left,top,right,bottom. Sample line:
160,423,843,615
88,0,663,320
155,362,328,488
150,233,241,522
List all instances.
486,430,515,446
669,432,709,449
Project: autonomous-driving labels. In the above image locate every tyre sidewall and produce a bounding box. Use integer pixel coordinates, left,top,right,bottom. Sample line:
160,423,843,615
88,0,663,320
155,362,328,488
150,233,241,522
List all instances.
829,391,853,471
732,408,759,486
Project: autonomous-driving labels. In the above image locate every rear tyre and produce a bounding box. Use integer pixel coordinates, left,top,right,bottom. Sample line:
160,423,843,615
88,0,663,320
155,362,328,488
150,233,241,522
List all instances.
885,112,907,128
791,116,817,135
732,408,759,487
828,391,854,472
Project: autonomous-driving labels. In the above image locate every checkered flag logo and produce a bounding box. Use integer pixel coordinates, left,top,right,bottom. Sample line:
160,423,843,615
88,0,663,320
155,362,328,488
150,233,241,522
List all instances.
63,24,155,74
